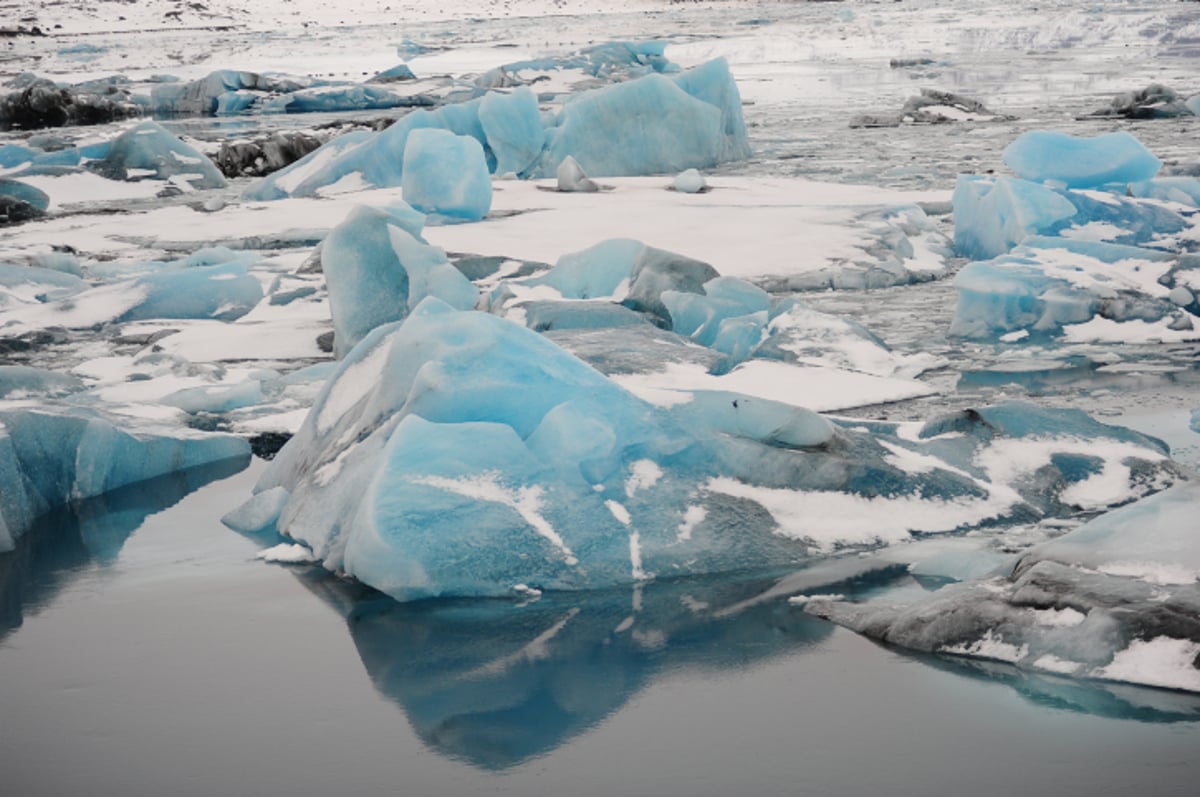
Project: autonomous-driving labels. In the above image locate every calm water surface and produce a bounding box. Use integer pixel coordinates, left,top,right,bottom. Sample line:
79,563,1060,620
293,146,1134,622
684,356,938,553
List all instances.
2,462,1198,797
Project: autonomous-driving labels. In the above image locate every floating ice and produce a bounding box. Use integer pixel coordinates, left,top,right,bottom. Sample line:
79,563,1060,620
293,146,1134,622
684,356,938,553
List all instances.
321,204,478,357
0,365,83,398
536,58,750,178
672,169,707,194
0,177,49,211
0,263,87,306
401,128,492,221
1002,131,1162,189
1092,84,1195,119
90,121,227,190
807,481,1200,693
235,297,1181,602
478,86,545,177
951,236,1199,340
253,58,749,198
555,155,599,192
0,406,249,551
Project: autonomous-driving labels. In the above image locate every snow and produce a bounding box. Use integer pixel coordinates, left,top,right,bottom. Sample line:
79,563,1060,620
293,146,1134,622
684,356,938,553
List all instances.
1097,638,1200,693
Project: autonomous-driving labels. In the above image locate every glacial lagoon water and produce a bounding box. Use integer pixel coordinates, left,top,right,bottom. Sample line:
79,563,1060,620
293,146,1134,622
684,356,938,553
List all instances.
4,0,1200,792
2,461,1199,797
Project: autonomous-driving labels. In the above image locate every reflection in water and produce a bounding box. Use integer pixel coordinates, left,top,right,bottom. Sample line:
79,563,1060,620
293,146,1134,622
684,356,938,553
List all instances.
898,644,1200,725
958,357,1200,397
293,556,1200,770
299,569,837,770
0,456,250,639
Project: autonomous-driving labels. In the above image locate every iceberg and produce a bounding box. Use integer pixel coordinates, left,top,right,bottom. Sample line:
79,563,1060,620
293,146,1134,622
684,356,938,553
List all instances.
1001,130,1162,189
555,155,600,192
950,236,1199,340
89,121,227,190
806,482,1200,693
321,204,478,357
235,298,1183,602
536,57,750,178
246,58,749,199
401,128,493,221
0,406,249,551
0,177,49,211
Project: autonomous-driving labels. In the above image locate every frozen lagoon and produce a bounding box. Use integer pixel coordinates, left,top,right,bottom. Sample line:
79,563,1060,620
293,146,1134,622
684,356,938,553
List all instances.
3,0,1200,793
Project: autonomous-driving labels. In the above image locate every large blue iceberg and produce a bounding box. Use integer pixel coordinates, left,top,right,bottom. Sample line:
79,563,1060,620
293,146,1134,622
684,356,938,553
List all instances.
90,121,227,190
235,299,1183,602
401,128,492,220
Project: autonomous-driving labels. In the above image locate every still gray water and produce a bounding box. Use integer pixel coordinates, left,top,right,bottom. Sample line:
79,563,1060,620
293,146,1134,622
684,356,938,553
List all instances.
2,461,1198,797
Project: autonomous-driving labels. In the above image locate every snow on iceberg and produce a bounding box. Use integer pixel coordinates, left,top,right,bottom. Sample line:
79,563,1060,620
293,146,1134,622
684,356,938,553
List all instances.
236,298,1183,602
321,203,478,357
0,406,249,551
951,236,1199,340
1002,130,1162,189
806,481,1200,693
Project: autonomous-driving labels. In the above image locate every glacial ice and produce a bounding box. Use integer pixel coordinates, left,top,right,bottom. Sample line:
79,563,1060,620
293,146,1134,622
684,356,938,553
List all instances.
401,128,492,220
951,236,1199,339
554,155,600,192
249,58,750,198
1001,131,1162,189
806,481,1200,693
235,297,1183,602
90,121,227,190
321,204,478,357
0,263,87,306
0,406,250,551
0,177,49,211
0,365,83,398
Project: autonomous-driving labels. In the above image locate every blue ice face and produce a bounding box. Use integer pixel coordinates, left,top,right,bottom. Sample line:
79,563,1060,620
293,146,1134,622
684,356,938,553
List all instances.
401,128,493,220
1002,130,1162,189
240,299,1183,603
90,121,227,189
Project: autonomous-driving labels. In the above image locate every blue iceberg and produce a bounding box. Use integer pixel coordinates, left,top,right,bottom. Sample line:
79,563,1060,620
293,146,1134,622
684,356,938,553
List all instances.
1002,130,1162,189
401,128,492,221
0,177,49,211
90,121,227,190
236,298,1183,602
0,406,249,551
321,204,478,356
122,260,263,322
0,365,83,399
950,236,1197,339
244,58,749,198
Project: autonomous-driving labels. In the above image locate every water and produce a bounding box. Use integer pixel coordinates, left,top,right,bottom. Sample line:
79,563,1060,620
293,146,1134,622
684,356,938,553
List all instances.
3,1,1200,792
2,463,1198,796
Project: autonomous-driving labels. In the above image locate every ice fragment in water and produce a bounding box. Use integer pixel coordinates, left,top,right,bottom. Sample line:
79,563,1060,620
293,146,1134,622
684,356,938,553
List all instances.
89,121,227,190
555,155,599,192
672,169,706,193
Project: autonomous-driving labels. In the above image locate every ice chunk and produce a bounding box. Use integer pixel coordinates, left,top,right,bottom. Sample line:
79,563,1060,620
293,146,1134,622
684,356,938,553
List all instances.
0,406,249,551
479,86,546,177
0,177,49,211
672,169,707,194
122,261,263,322
1002,130,1162,189
90,121,227,190
321,204,478,356
241,130,373,202
161,380,265,414
237,297,1181,602
0,365,83,398
148,69,317,116
953,175,1078,260
1128,177,1200,208
950,236,1196,340
808,482,1200,693
220,485,290,541
555,155,600,192
401,128,492,221
0,263,87,305
537,58,750,178
528,238,645,299
622,245,721,324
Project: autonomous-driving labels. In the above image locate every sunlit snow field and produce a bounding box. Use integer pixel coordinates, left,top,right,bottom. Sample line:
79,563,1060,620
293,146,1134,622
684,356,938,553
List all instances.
2,0,1200,795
